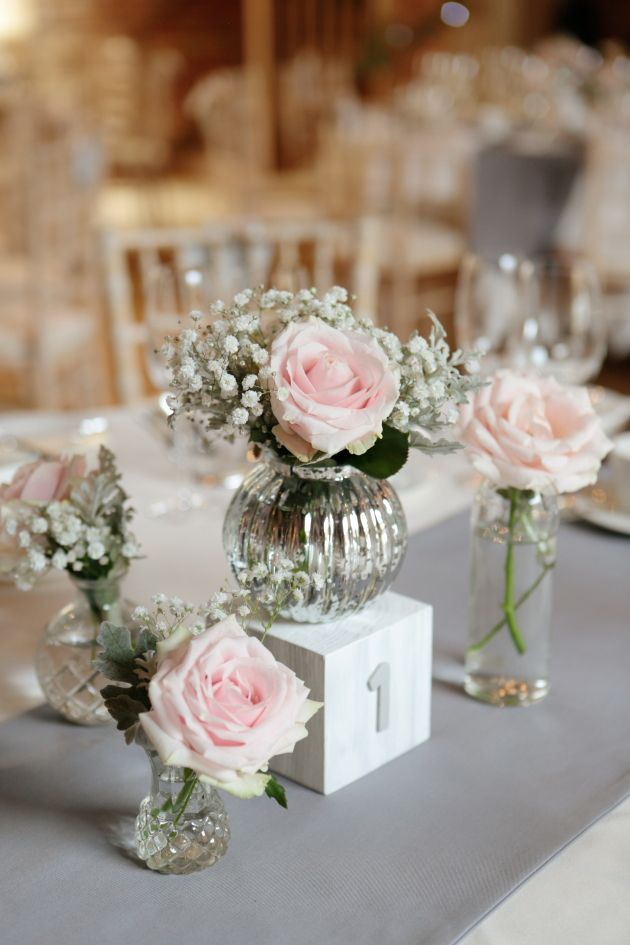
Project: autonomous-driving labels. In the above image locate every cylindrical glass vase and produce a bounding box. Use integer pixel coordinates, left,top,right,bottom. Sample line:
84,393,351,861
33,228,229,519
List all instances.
35,568,135,725
135,750,230,875
464,482,558,707
223,455,408,623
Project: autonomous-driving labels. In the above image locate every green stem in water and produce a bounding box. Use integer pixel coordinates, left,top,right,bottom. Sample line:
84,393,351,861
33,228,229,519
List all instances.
502,489,527,655
171,768,199,827
467,562,554,654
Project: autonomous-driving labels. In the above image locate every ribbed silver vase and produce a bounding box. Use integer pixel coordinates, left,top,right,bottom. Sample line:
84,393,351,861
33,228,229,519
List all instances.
222,455,408,623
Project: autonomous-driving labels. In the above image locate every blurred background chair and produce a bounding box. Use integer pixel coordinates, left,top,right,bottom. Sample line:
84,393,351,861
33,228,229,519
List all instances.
101,218,385,403
0,0,629,409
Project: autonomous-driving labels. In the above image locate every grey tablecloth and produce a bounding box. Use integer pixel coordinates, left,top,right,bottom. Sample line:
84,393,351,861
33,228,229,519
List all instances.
1,515,629,945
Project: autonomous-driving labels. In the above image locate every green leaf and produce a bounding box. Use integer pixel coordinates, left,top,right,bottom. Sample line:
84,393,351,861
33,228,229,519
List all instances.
334,425,409,479
100,687,148,732
94,623,138,684
264,774,288,809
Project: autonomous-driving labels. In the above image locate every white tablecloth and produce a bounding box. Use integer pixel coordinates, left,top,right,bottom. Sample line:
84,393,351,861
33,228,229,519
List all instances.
0,404,628,945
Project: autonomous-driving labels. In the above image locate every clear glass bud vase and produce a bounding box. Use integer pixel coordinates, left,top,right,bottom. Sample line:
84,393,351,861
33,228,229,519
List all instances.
223,455,408,623
35,568,134,725
135,750,230,875
465,482,558,707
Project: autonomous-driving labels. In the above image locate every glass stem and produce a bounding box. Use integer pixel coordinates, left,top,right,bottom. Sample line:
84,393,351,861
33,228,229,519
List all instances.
502,489,527,655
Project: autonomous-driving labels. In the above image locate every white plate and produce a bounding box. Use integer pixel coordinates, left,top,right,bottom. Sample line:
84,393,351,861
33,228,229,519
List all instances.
588,386,630,437
573,485,630,536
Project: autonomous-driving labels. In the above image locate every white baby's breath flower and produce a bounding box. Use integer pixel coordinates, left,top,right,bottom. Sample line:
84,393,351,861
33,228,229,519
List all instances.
31,517,48,534
234,290,253,306
4,518,17,537
231,407,249,426
27,549,47,572
223,335,239,355
18,530,31,548
219,373,237,395
180,328,197,346
133,606,149,620
251,346,269,365
242,374,257,390
241,390,260,408
87,541,106,560
51,550,68,570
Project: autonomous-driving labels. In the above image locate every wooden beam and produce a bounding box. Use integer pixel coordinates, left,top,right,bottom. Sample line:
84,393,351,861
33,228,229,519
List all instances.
242,0,277,172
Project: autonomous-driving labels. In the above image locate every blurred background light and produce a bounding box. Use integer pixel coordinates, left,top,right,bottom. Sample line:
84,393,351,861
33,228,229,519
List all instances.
440,3,470,29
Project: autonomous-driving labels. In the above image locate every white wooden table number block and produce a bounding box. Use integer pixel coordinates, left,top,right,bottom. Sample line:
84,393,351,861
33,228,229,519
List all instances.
260,592,433,795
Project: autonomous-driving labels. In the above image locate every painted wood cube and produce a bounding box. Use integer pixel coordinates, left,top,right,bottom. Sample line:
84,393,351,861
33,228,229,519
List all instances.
258,591,432,795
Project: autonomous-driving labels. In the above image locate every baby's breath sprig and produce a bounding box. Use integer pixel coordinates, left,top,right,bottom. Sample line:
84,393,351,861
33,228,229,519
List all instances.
205,557,319,640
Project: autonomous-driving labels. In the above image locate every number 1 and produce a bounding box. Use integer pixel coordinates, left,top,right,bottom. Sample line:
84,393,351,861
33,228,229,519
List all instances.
367,662,390,732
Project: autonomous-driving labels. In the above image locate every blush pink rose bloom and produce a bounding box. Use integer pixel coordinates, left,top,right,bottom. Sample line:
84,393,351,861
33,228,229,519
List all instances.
269,317,400,460
458,370,613,494
139,615,321,798
0,456,86,503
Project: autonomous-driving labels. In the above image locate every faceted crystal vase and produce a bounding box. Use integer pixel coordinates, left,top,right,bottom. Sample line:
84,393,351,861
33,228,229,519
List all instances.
223,456,408,623
35,569,134,725
464,482,558,707
135,750,230,875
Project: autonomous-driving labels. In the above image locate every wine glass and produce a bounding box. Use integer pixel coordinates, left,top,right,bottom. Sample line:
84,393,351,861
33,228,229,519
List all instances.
143,260,249,505
455,252,522,375
510,257,607,384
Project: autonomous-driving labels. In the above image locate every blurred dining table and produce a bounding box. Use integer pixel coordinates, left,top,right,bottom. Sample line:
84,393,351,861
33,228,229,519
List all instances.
1,400,629,945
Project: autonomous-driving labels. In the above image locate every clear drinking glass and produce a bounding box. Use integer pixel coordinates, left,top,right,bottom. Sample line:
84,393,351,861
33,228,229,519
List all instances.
510,257,607,384
455,252,522,375
135,749,230,875
223,454,408,623
465,482,558,707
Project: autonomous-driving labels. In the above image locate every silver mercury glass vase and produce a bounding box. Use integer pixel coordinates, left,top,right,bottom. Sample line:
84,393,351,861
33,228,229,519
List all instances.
223,454,408,623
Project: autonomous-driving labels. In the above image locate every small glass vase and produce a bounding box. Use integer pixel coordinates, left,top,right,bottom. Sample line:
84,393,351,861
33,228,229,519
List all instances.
135,750,230,875
35,567,135,725
464,482,558,707
223,454,408,623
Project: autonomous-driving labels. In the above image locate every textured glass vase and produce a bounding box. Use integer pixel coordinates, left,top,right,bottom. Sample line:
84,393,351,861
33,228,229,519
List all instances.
135,750,230,875
223,455,408,623
35,568,134,725
464,482,558,707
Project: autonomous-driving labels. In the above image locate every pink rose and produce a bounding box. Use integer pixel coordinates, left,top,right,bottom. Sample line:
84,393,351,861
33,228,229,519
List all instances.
269,317,400,460
458,370,613,493
139,615,321,798
0,455,86,503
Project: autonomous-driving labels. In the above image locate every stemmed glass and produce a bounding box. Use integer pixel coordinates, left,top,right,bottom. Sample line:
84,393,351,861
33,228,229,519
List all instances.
143,261,248,512
456,253,607,385
455,252,522,375
510,257,607,385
